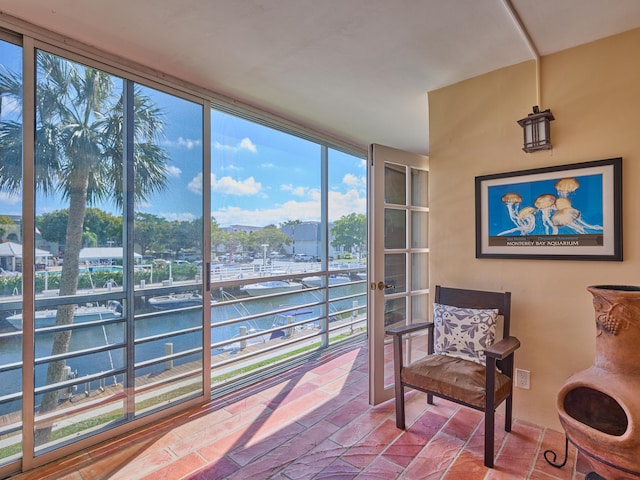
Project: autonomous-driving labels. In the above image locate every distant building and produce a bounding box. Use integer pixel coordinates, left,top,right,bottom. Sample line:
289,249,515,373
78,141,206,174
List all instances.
220,225,262,234
79,247,142,265
281,221,341,259
0,241,52,271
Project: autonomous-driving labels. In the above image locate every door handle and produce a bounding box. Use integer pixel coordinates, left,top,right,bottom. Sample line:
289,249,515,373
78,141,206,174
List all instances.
371,281,394,291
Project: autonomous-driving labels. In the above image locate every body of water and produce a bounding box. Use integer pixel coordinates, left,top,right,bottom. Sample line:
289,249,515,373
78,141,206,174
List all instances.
0,282,366,415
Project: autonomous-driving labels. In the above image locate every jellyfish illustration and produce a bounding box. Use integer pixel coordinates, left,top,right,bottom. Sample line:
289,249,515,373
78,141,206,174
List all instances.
552,207,603,234
497,206,537,236
554,197,572,210
555,177,579,198
534,193,557,234
501,192,523,223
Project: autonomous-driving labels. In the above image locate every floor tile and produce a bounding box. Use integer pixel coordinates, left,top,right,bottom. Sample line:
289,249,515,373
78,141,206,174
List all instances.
7,341,585,480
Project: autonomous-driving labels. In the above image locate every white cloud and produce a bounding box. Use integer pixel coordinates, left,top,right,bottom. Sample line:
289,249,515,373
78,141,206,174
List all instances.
162,137,202,150
342,173,360,186
0,191,21,205
188,172,204,195
213,175,261,195
281,184,307,197
239,137,257,153
166,165,182,178
212,188,365,227
213,136,258,153
190,172,263,197
213,141,235,152
160,211,197,222
178,137,201,150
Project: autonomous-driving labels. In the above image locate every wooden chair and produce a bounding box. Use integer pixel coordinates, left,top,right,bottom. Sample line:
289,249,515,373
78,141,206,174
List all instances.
385,285,520,468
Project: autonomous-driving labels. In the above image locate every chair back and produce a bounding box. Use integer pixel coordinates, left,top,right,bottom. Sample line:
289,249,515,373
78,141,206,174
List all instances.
434,285,512,339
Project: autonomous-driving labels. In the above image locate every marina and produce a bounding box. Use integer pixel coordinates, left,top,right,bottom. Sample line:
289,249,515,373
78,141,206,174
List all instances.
147,292,203,310
4,301,122,329
240,280,304,296
0,266,367,418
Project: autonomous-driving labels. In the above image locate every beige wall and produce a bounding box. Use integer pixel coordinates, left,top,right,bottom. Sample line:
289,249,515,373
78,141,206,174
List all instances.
428,28,640,429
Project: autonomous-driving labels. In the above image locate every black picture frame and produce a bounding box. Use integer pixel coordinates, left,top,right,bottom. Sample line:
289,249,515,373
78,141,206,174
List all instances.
475,158,622,261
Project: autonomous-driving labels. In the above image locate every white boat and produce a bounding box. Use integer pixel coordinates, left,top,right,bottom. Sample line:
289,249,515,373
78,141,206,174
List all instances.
270,307,318,339
216,326,270,352
6,301,123,330
302,274,351,288
241,281,303,297
148,292,203,310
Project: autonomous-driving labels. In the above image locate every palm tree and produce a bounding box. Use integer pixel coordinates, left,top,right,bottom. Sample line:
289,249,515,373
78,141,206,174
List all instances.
0,51,169,445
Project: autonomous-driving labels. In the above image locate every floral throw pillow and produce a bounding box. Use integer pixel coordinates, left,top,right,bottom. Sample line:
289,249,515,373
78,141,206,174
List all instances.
433,303,499,365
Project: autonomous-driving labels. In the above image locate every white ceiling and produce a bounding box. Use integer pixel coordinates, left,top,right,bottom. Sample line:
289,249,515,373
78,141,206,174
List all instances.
2,0,640,154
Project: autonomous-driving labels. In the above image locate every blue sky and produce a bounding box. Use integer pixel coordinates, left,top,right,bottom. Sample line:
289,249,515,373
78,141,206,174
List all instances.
1,42,366,228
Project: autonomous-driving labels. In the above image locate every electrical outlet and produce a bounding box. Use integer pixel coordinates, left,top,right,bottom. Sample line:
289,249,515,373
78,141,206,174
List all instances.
515,368,530,389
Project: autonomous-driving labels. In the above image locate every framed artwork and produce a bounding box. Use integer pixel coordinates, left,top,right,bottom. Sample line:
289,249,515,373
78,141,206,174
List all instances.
475,158,622,261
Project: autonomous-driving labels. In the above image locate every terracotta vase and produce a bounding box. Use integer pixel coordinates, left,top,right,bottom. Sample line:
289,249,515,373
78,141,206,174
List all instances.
557,285,640,479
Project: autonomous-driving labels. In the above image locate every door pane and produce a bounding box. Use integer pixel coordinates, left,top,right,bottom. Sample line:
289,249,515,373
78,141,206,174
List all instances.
209,109,327,390
384,296,406,329
411,252,429,291
411,211,428,248
33,50,128,452
384,253,405,294
327,149,367,344
411,293,429,323
384,208,406,249
412,168,428,207
30,51,203,453
0,38,24,464
384,164,406,205
133,86,204,413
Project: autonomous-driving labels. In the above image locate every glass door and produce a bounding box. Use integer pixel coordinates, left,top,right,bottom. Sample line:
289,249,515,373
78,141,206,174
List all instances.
368,144,428,405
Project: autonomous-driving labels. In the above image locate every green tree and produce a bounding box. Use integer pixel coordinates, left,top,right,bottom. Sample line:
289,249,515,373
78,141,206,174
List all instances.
0,215,16,240
162,220,193,257
0,52,169,444
249,225,291,254
280,219,301,227
82,228,98,247
36,210,71,245
134,212,166,255
37,208,122,247
83,208,122,245
331,213,366,256
211,217,225,255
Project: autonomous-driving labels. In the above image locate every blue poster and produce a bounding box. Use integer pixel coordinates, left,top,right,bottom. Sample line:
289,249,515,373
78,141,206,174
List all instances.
487,173,603,238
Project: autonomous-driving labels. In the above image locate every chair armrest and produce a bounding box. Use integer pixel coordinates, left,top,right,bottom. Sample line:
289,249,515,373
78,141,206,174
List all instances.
485,336,520,360
385,322,433,337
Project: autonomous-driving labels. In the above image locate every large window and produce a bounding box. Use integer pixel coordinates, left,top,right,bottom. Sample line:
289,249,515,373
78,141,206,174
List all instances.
0,35,23,464
208,111,367,394
0,24,365,474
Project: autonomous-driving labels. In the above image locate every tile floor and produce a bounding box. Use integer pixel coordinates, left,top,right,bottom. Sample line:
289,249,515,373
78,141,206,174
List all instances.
11,340,592,480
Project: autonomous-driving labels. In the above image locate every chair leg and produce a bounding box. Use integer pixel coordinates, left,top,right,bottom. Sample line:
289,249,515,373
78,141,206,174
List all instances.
505,395,513,432
395,384,406,429
427,393,433,405
484,409,495,468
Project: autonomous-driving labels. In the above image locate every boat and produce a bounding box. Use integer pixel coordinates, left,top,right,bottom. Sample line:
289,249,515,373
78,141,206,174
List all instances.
5,301,123,330
241,281,303,297
216,326,270,353
270,307,318,339
148,292,203,310
301,274,351,288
